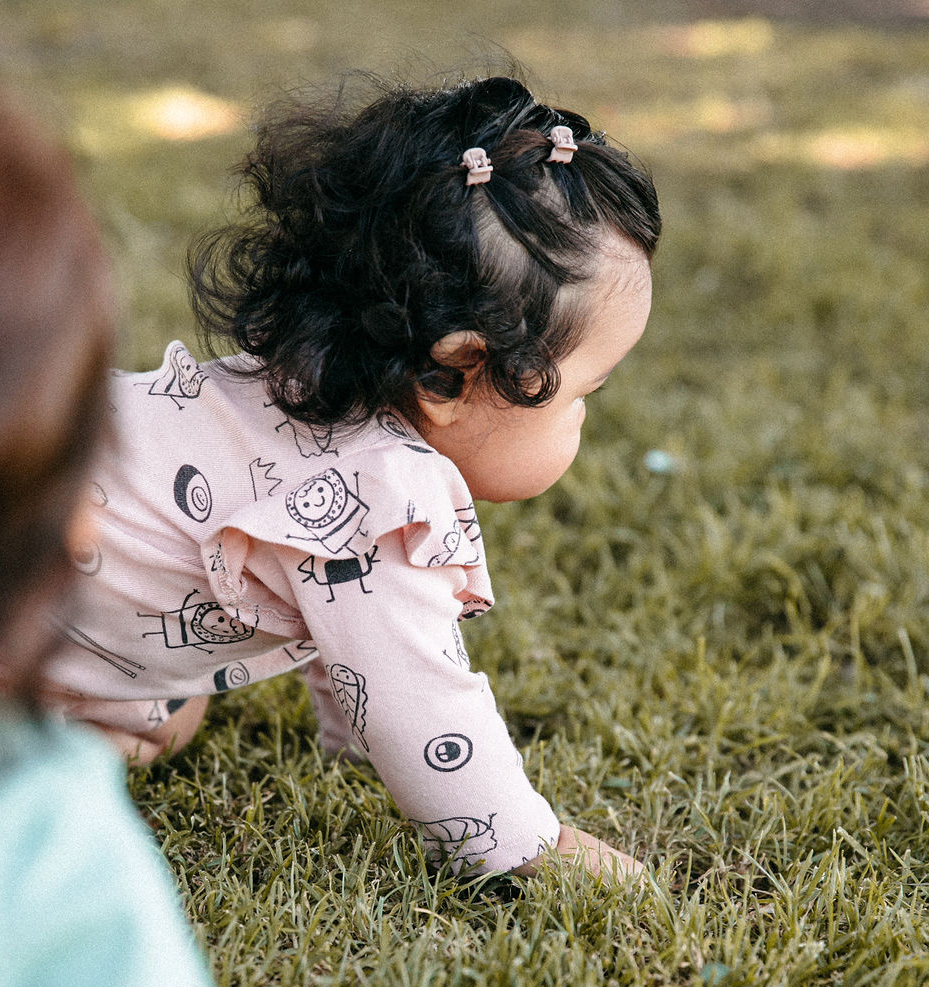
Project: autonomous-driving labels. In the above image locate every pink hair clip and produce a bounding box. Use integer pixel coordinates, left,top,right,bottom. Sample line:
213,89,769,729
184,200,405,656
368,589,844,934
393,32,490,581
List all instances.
462,147,493,186
546,125,578,164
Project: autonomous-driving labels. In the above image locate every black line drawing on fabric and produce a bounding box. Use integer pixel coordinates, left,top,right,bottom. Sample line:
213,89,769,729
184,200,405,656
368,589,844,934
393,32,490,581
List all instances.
139,589,255,653
376,410,434,454
411,814,498,867
147,702,166,727
285,469,369,555
454,504,482,543
173,464,213,522
90,482,108,507
298,547,379,602
427,505,482,566
64,625,146,678
138,344,206,408
459,598,490,620
213,661,250,692
274,417,338,458
424,733,473,772
327,663,370,752
520,843,549,865
283,640,319,663
71,541,102,576
406,500,417,524
442,624,470,668
249,458,283,500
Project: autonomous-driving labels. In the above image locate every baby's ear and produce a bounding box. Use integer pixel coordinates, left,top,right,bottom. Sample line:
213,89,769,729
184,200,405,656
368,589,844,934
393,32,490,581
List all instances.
415,331,487,428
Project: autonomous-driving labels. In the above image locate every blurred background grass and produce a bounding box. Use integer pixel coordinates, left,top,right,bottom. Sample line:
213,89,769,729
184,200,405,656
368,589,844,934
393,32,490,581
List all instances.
5,1,929,982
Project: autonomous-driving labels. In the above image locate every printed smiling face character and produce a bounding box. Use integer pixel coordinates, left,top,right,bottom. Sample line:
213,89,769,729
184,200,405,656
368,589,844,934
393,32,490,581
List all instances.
287,470,346,528
189,603,253,645
285,469,369,555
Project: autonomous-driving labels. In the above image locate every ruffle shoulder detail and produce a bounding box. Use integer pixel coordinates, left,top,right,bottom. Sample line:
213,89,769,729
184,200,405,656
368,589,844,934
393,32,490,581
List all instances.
201,426,494,629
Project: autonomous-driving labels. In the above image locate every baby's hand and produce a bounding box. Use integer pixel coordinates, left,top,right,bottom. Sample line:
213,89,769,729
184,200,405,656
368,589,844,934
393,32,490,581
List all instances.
513,824,644,881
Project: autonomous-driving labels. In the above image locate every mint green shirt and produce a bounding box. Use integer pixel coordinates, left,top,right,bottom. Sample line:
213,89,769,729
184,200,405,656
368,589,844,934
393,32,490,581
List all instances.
0,711,213,987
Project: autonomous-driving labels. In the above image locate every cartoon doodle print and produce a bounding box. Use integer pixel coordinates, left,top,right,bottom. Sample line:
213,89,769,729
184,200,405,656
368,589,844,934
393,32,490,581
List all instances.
250,458,283,500
424,733,473,772
282,640,319,664
427,506,482,567
275,416,338,458
139,589,255,654
173,464,213,522
442,624,470,668
213,661,250,692
376,410,433,454
411,814,498,867
64,625,146,679
285,469,369,555
327,663,370,752
298,547,379,602
71,540,102,576
138,344,206,408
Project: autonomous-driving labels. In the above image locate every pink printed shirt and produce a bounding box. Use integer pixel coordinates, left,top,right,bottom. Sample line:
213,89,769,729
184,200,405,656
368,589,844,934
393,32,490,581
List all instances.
49,342,559,873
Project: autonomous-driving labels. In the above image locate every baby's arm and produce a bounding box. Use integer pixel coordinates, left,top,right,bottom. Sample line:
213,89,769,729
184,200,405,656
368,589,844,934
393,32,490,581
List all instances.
277,529,640,877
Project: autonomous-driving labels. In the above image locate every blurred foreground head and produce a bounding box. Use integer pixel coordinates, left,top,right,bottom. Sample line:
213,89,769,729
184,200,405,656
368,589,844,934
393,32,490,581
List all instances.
0,96,114,707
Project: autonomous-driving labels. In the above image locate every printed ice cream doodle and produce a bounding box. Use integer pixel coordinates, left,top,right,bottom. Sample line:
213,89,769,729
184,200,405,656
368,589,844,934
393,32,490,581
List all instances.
275,417,338,458
298,547,379,602
327,663,370,752
64,625,146,679
139,589,255,654
213,661,250,692
285,469,369,555
140,344,206,408
282,640,319,663
412,814,498,867
249,458,283,500
376,410,433,454
424,733,473,772
173,464,213,522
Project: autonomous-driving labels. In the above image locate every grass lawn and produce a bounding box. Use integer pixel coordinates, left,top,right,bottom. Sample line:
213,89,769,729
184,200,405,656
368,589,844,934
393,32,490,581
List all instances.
5,0,929,983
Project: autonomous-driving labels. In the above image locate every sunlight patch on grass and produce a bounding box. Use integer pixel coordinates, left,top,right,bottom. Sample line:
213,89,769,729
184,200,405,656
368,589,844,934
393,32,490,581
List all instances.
752,126,929,169
651,18,777,59
75,86,244,157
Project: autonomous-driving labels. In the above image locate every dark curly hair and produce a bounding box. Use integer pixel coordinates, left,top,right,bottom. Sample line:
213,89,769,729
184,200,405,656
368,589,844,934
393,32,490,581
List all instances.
190,75,661,430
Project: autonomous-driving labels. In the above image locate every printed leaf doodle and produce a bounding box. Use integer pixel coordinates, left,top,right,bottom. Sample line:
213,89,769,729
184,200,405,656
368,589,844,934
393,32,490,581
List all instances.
411,814,498,868
327,663,370,751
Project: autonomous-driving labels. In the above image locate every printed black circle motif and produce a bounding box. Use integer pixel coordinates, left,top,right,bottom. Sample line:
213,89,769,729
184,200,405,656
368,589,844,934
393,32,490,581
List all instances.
423,733,473,772
174,464,213,522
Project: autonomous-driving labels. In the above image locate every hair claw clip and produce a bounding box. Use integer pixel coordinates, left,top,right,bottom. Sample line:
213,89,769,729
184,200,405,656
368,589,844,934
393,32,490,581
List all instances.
546,126,578,164
462,147,493,185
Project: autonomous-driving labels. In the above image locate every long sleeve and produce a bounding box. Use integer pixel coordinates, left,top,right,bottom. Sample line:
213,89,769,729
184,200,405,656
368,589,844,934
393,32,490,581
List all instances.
275,531,559,874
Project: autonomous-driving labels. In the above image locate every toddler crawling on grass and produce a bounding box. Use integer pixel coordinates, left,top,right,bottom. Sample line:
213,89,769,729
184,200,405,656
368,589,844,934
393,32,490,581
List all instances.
46,75,660,879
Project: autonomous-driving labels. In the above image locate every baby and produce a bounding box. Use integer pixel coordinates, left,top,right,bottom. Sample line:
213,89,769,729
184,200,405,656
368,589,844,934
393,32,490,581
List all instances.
45,76,661,879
